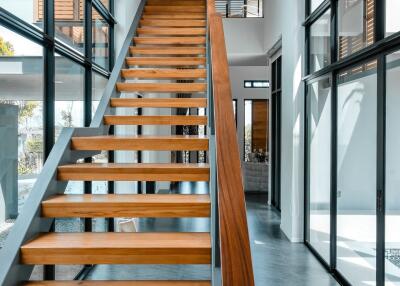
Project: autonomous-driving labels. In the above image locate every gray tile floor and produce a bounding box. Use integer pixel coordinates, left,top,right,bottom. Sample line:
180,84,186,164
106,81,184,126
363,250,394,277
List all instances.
86,187,339,285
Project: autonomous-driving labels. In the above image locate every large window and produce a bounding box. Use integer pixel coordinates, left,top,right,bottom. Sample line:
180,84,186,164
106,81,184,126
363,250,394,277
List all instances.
337,62,377,285
385,51,400,284
0,26,44,223
306,77,331,263
309,9,331,73
338,0,375,59
0,0,114,261
305,1,400,285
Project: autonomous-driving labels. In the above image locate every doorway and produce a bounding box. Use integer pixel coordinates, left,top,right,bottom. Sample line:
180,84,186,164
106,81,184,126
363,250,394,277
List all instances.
271,56,282,211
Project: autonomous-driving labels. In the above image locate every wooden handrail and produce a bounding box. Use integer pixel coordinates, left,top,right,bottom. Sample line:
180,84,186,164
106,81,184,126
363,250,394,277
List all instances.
207,0,255,285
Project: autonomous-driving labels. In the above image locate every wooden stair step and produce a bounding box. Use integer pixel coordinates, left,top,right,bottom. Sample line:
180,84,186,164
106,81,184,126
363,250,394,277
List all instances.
147,0,205,5
144,6,205,12
121,68,207,79
126,57,206,66
71,135,209,151
103,115,207,126
110,98,207,108
142,14,206,19
21,232,211,265
116,83,206,93
42,194,211,218
130,46,205,55
24,281,211,286
137,27,206,36
140,19,206,27
57,163,210,181
134,37,206,45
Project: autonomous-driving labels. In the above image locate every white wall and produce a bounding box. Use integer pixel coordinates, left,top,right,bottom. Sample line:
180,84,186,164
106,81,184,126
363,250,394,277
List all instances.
223,19,267,66
263,0,283,51
279,0,305,242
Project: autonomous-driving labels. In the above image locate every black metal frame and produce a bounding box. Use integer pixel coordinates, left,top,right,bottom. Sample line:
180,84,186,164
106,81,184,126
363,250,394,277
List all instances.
304,0,393,285
0,0,115,280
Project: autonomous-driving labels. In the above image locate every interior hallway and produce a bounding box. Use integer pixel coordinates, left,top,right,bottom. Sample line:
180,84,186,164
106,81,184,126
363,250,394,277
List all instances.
85,185,338,285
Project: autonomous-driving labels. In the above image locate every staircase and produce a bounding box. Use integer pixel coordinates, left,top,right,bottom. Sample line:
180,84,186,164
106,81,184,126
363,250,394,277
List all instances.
0,0,254,285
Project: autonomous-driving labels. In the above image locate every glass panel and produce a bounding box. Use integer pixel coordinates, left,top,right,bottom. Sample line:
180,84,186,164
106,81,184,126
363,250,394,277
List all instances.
0,26,43,246
385,51,400,285
337,61,377,285
92,72,108,117
55,0,84,53
386,0,400,37
338,0,375,60
244,100,269,162
309,9,331,73
92,9,109,70
311,0,325,13
0,0,43,30
307,77,331,263
55,54,84,140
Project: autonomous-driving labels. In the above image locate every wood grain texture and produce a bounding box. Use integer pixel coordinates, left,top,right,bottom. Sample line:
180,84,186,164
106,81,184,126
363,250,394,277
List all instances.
134,37,206,45
129,46,206,55
116,83,206,93
137,28,206,36
24,281,211,286
142,14,206,19
144,6,205,12
41,194,211,218
21,232,211,265
126,57,206,66
139,19,206,27
110,98,207,108
57,163,210,181
70,135,209,151
207,0,255,284
121,69,207,79
147,0,205,5
103,115,207,126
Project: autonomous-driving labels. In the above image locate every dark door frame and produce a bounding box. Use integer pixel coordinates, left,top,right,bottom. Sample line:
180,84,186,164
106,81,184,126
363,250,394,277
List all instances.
271,56,282,212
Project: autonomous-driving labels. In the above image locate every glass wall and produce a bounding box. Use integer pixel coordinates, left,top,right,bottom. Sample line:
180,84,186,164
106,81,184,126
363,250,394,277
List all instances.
309,9,331,73
0,26,44,231
385,51,400,285
0,0,114,260
311,0,325,12
55,0,85,53
92,9,109,70
338,0,375,59
337,62,377,285
305,1,400,285
306,77,331,263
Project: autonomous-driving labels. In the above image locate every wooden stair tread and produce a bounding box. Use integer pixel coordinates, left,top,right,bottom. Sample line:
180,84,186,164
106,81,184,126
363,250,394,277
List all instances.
140,20,206,27
25,281,211,286
137,27,206,36
71,135,209,151
130,46,206,55
57,163,210,181
116,83,206,93
144,6,205,12
103,115,207,126
110,98,207,108
126,57,206,66
147,0,206,5
21,232,211,265
142,14,206,19
121,68,206,79
42,194,210,218
134,37,206,45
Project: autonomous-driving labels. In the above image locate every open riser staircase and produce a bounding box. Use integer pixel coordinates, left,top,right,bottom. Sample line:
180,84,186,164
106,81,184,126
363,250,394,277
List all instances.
0,0,254,285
